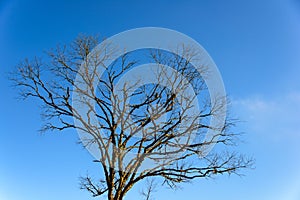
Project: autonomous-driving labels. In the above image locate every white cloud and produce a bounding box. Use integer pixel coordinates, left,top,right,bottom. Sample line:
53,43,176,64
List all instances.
232,92,300,141
232,92,300,200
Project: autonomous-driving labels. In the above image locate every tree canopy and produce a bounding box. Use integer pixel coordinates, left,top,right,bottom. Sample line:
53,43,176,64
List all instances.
11,35,253,200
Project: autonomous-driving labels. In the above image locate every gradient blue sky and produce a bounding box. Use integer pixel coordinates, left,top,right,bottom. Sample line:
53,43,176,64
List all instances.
1,0,300,199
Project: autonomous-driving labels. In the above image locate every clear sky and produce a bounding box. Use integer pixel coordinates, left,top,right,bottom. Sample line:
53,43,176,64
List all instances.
1,0,300,199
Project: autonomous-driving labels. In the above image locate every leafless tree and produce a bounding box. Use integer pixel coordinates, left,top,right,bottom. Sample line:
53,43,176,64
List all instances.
11,35,253,200
140,178,157,200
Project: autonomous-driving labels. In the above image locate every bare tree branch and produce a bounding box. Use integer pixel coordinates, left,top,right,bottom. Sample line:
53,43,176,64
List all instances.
11,35,254,200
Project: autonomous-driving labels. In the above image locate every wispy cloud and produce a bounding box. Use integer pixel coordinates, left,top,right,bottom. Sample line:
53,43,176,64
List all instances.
232,92,300,141
232,92,300,200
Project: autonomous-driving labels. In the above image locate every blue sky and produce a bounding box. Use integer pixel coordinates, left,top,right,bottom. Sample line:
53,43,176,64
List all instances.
1,0,300,199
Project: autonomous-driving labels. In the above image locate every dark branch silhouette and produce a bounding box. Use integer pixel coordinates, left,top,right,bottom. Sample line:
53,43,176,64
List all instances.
11,35,253,200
